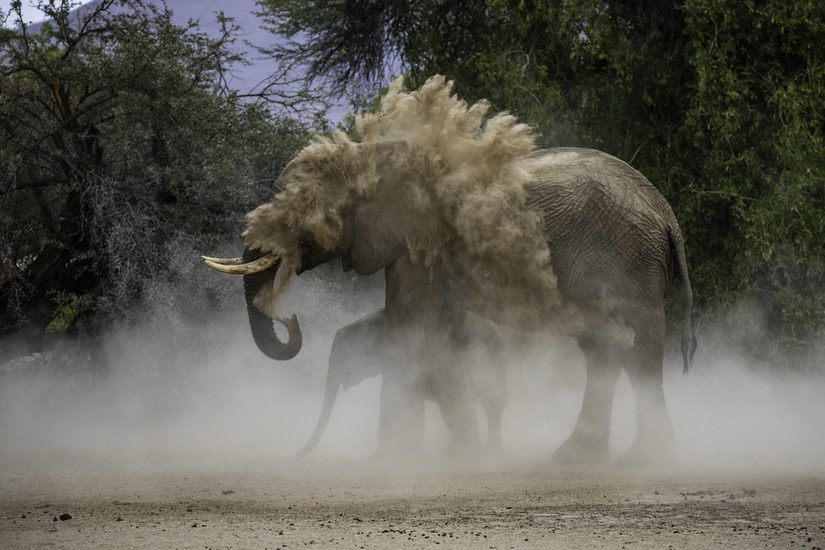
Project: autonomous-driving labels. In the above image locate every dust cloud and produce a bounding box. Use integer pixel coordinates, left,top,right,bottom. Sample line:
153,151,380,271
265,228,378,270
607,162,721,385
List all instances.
0,267,382,463
1,272,824,477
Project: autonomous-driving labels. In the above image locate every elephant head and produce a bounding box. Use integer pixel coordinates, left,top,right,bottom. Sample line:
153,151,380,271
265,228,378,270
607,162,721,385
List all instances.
203,75,562,361
203,138,429,360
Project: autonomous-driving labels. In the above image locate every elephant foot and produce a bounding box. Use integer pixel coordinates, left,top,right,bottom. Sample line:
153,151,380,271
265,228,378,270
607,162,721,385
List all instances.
617,436,675,467
553,433,610,466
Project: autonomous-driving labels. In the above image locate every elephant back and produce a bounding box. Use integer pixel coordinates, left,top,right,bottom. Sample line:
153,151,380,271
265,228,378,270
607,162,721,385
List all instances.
525,148,674,307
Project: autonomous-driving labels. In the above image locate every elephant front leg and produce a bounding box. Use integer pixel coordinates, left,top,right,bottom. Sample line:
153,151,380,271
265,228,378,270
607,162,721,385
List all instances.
482,400,504,454
377,364,426,458
429,363,481,458
434,387,480,457
477,365,507,455
554,338,621,465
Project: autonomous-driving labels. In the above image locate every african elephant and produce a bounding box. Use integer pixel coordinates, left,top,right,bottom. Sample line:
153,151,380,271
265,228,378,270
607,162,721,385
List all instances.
295,259,508,457
204,75,696,465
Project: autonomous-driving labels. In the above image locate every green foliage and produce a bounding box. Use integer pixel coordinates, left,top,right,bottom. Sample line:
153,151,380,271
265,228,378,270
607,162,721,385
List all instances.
0,0,310,355
258,0,825,355
680,0,825,352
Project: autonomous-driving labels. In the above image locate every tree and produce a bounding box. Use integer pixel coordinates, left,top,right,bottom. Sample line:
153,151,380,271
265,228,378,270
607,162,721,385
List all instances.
0,0,310,365
257,0,825,357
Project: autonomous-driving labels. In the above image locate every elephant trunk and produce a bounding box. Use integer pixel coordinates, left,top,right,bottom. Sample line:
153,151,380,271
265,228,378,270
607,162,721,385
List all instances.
242,249,302,360
296,364,341,457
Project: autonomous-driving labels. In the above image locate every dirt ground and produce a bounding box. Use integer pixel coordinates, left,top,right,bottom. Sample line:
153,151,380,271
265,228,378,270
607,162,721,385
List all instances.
1,454,823,549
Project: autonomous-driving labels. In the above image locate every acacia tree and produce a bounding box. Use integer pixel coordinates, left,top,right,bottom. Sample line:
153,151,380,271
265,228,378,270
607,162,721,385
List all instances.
258,0,825,356
0,0,310,365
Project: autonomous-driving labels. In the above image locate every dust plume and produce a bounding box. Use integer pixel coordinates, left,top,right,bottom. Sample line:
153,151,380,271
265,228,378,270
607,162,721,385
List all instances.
1,262,823,477
0,264,384,463
498,326,825,475
242,75,559,324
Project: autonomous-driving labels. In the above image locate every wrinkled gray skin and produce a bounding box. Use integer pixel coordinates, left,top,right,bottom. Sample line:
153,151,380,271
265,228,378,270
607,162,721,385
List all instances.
296,255,507,457
239,147,696,465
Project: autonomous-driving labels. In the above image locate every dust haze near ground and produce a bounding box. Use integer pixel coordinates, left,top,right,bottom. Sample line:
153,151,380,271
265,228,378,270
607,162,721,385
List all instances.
2,268,825,548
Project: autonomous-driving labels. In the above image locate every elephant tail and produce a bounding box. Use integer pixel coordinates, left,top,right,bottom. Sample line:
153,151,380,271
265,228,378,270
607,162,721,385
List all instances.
296,368,341,458
669,220,697,374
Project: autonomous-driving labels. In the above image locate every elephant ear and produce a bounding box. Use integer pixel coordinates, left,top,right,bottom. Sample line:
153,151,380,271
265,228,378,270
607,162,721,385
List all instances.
350,178,413,274
349,142,423,275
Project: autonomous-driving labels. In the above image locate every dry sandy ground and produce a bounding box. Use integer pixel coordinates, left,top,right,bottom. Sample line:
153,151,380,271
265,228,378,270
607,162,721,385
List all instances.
1,454,824,549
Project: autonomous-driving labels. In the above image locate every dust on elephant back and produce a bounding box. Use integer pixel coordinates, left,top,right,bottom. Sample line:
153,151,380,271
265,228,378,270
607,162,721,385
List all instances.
242,76,561,325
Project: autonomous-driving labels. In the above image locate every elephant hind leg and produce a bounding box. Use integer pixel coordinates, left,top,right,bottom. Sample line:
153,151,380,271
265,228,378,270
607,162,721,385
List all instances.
618,311,674,465
553,337,622,465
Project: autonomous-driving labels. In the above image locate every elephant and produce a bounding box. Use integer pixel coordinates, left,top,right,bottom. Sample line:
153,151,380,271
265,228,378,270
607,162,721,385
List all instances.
204,75,696,465
295,257,508,457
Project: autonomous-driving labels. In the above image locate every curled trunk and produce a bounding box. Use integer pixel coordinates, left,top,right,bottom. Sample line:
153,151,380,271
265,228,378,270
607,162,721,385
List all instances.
242,249,302,360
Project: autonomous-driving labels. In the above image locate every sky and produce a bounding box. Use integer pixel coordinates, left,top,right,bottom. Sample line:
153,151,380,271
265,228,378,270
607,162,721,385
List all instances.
1,1,49,25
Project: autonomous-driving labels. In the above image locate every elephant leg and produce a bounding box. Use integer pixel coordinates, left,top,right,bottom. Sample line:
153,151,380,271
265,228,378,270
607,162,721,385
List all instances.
482,399,504,453
619,313,673,465
429,363,480,454
477,364,507,453
554,337,621,465
299,312,386,457
441,393,480,451
376,360,425,456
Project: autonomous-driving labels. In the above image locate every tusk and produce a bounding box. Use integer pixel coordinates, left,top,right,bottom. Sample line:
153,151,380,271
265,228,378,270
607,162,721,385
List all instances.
201,255,245,265
204,254,278,275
